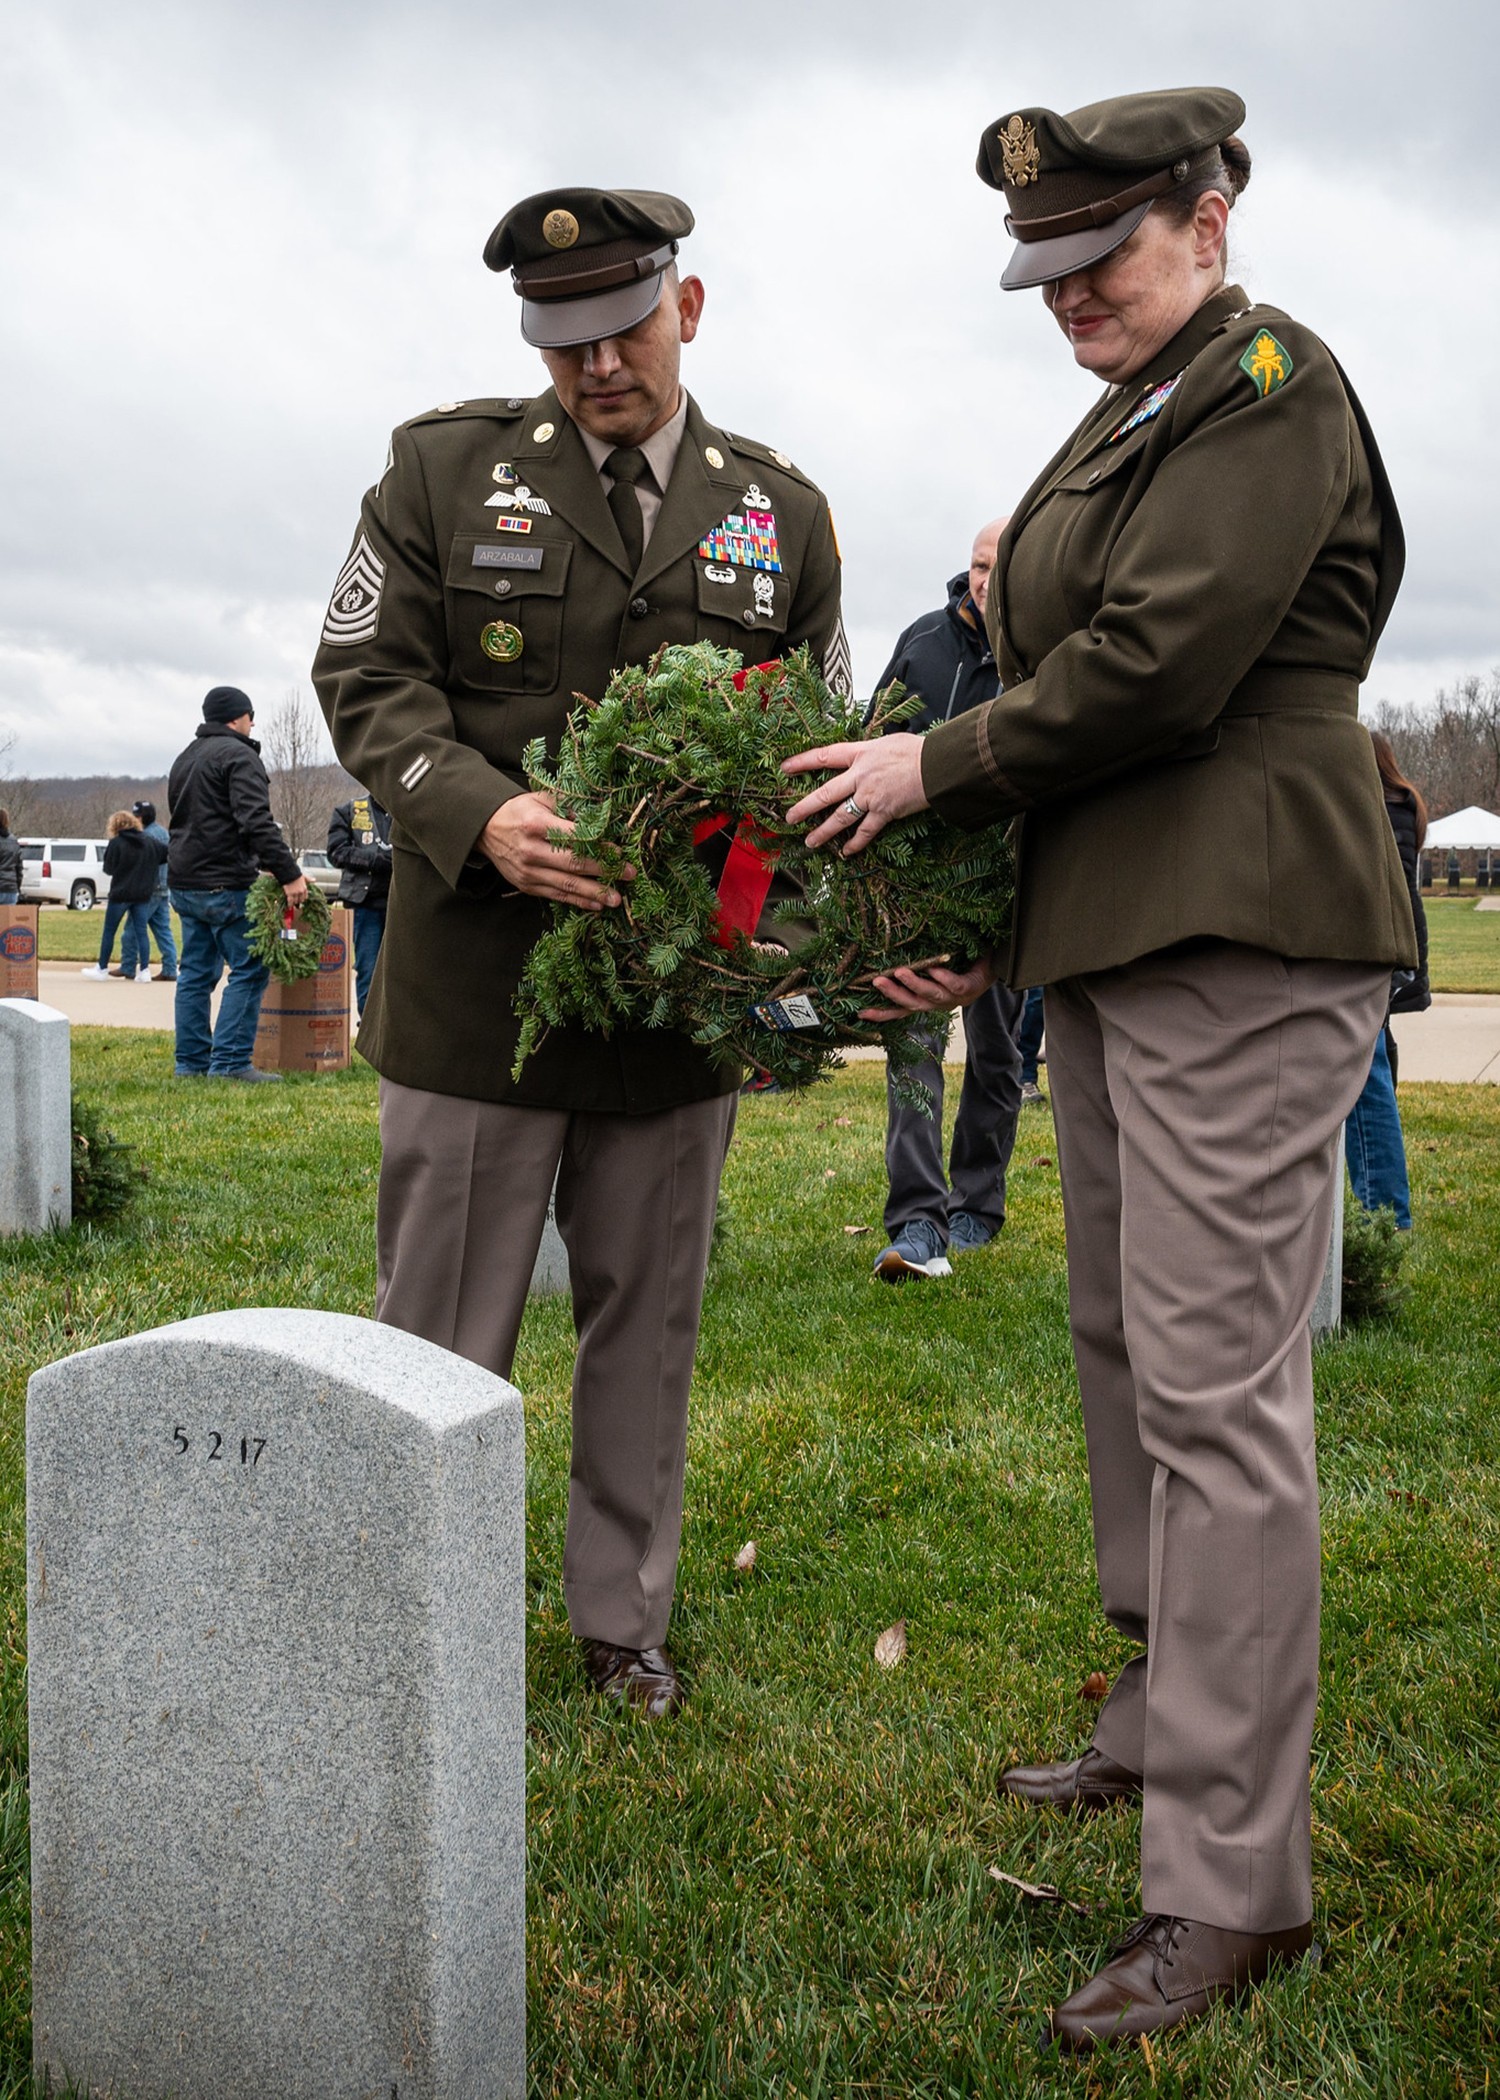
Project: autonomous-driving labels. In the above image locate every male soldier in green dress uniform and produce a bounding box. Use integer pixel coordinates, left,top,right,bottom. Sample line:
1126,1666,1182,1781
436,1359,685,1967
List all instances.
313,188,847,1717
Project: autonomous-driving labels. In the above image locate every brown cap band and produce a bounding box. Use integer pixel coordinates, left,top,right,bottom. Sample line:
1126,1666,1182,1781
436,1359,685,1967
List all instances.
1007,161,1188,242
514,237,679,304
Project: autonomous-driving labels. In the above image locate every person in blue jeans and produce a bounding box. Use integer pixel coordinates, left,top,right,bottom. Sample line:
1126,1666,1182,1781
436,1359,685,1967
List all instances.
1016,984,1046,1104
1345,732,1430,1228
118,799,178,981
166,686,307,1081
81,811,164,979
326,791,391,1014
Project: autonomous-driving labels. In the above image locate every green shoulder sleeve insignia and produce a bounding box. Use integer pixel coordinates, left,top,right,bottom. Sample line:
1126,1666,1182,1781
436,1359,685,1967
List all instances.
1239,330,1293,398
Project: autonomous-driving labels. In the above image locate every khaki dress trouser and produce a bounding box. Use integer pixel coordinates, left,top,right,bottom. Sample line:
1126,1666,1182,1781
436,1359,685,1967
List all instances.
1044,942,1389,1932
375,1079,737,1650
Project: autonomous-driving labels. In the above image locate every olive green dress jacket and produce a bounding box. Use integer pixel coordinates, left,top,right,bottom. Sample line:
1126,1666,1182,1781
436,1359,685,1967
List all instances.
313,390,845,1109
921,284,1418,985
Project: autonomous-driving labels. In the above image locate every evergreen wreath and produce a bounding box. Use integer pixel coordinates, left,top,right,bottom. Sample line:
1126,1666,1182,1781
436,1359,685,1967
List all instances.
513,643,1015,1105
246,874,332,983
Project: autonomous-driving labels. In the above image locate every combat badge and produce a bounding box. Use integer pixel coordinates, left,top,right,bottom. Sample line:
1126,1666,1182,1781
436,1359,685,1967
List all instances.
322,532,386,647
1109,370,1183,443
999,114,1040,187
703,564,737,584
480,620,524,664
1239,330,1293,398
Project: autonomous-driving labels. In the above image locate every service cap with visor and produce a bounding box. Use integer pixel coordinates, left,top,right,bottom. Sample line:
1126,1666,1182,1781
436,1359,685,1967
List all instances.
977,86,1246,291
483,187,695,349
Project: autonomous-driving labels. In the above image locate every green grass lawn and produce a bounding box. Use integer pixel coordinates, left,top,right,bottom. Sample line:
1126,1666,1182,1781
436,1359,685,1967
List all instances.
1421,896,1500,993
2,1038,1497,2096
32,908,181,965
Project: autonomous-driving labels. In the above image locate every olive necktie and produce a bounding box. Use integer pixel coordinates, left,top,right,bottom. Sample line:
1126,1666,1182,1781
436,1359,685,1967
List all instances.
606,446,650,573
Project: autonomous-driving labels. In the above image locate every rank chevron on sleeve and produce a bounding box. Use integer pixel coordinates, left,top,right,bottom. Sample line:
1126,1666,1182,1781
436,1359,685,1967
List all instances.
322,533,386,646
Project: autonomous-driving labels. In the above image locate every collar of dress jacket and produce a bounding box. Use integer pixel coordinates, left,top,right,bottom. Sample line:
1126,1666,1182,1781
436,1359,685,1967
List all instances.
508,389,744,586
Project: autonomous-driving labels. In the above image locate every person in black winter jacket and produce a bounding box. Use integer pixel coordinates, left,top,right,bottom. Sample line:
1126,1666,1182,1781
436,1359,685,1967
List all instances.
868,520,1029,1280
326,792,392,1014
166,686,307,1080
0,810,22,904
80,812,166,980
1344,732,1430,1227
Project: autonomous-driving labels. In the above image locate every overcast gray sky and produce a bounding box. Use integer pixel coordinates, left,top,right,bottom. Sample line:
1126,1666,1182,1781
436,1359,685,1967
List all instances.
2,0,1495,776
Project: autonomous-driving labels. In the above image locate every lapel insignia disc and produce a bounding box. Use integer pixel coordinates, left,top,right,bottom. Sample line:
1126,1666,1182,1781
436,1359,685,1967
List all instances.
321,532,386,647
1239,330,1293,398
542,209,580,249
531,422,555,443
480,620,524,663
699,506,782,573
1109,370,1183,443
999,115,1040,187
704,445,725,469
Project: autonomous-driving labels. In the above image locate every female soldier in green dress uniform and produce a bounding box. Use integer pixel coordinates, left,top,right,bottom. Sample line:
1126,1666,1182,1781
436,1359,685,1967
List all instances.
785,87,1416,2051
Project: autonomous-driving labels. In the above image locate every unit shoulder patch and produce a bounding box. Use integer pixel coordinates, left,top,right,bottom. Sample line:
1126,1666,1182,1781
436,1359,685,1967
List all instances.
322,533,386,648
1238,330,1293,399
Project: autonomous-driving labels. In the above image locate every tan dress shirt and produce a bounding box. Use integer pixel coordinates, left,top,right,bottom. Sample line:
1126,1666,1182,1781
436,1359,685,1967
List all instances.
578,393,688,550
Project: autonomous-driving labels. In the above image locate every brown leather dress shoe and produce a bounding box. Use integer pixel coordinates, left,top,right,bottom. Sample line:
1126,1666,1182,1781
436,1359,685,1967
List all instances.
579,1639,685,1718
999,1745,1143,1813
1048,1913,1316,2053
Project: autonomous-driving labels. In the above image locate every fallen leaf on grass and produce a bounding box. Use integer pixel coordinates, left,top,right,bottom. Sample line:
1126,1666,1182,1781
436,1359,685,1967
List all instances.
833,1116,852,1127
734,1540,757,1574
874,1619,907,1668
987,1867,1093,1916
1029,1155,1054,1169
824,1169,837,1181
843,1224,871,1236
1385,1487,1430,1510
1079,1670,1110,1702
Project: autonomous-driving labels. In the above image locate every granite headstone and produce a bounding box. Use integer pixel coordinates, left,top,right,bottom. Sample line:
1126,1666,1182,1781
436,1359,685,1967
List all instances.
28,1307,524,2100
0,996,71,1235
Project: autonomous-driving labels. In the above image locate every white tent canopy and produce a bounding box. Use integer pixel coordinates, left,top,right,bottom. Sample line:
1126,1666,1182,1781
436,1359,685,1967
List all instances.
1424,806,1500,850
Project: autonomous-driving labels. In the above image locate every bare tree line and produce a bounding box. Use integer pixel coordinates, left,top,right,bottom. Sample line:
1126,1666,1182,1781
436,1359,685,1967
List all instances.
0,692,356,852
1366,669,1500,819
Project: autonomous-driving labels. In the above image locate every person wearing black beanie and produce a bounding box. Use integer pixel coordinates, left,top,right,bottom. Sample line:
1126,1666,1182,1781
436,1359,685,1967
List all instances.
201,686,254,726
165,686,306,1079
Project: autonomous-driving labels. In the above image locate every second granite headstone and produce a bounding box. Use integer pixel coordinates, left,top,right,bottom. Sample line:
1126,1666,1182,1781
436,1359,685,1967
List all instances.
0,996,71,1235
28,1307,524,2100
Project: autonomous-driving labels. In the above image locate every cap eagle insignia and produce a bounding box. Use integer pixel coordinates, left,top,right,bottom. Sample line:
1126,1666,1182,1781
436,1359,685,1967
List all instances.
1000,115,1040,187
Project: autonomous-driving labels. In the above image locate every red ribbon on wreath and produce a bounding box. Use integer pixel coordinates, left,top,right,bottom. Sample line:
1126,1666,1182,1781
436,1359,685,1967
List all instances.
690,661,783,949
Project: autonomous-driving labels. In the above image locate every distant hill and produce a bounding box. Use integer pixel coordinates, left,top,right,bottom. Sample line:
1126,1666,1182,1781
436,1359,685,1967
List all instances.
3,761,360,851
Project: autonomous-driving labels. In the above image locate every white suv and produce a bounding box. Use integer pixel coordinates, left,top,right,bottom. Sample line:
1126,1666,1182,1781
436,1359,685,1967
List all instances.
19,839,113,910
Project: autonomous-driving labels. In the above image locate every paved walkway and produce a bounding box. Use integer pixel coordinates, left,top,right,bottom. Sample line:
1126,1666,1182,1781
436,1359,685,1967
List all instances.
28,967,1500,1084
846,991,1500,1086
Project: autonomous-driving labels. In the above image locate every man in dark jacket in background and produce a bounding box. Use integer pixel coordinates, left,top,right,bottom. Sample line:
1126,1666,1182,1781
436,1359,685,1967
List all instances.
870,519,1027,1280
326,791,392,1015
166,686,307,1081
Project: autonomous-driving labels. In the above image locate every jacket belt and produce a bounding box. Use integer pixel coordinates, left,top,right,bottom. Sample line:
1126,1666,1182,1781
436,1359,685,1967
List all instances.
1217,666,1360,719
